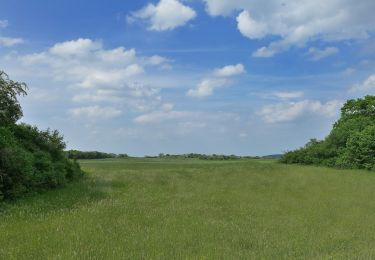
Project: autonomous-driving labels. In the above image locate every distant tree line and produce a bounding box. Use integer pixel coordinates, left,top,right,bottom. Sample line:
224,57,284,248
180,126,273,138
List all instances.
66,150,129,160
66,151,274,161
0,71,84,201
153,153,262,160
281,96,375,170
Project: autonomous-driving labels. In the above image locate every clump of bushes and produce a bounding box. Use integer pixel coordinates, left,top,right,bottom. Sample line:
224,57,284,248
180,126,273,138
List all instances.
65,150,127,160
155,153,260,160
0,71,83,201
281,95,375,170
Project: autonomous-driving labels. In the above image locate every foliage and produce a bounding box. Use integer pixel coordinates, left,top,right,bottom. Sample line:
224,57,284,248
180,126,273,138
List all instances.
66,150,119,160
281,95,375,170
0,71,27,127
0,71,84,201
66,150,129,159
155,153,260,160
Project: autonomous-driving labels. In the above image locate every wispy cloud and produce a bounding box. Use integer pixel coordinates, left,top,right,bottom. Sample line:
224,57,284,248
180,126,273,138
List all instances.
307,47,339,61
0,20,8,29
69,106,122,120
272,91,304,99
187,64,245,98
258,100,342,123
0,19,23,47
0,37,24,47
350,74,375,93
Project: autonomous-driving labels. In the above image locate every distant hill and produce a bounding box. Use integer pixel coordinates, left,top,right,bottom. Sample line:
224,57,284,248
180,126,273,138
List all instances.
262,154,282,159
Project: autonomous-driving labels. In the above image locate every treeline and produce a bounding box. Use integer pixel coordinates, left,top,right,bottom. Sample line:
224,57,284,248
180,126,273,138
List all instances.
0,71,84,201
67,151,277,160
150,153,262,160
66,150,128,160
281,96,375,170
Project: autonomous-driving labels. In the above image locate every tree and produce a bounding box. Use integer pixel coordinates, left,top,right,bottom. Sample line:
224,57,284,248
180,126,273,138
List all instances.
344,125,375,170
281,95,375,170
0,71,83,201
0,71,27,126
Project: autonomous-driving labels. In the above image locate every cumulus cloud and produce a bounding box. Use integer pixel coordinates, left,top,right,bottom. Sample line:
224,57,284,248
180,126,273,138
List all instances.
187,78,227,98
213,63,245,77
307,47,339,61
203,0,375,57
187,63,245,98
130,0,196,31
49,38,102,57
236,10,267,39
258,100,342,123
11,38,172,118
350,74,375,93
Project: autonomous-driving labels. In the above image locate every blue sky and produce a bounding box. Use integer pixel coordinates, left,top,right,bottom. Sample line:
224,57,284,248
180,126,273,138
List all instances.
1,0,375,156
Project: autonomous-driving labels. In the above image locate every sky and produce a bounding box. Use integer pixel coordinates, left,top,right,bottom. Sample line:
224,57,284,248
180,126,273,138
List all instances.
1,0,375,156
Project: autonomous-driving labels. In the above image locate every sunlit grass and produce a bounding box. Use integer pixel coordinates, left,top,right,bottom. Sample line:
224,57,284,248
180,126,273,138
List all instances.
1,158,375,259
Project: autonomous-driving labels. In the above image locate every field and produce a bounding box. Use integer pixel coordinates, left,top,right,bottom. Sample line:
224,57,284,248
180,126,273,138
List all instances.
1,158,375,259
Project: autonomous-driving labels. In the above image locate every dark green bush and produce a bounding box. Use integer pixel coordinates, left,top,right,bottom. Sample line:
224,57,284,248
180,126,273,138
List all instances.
0,71,84,201
281,96,375,170
66,150,118,160
0,125,84,201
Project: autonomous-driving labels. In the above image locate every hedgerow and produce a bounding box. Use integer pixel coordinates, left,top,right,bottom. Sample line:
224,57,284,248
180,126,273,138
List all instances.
0,71,83,201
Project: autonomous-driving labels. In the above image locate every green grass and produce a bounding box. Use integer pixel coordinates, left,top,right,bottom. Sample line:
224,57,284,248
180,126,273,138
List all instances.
2,158,375,259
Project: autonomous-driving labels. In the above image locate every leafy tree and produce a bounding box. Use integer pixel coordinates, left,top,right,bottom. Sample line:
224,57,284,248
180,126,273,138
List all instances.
344,125,375,170
281,96,375,170
0,71,84,201
0,71,27,126
65,150,119,159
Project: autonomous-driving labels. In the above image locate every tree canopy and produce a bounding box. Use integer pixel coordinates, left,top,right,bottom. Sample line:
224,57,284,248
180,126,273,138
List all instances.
0,71,28,127
281,96,375,170
0,71,83,201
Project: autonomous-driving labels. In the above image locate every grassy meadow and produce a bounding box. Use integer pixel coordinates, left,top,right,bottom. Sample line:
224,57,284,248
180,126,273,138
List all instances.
1,158,375,259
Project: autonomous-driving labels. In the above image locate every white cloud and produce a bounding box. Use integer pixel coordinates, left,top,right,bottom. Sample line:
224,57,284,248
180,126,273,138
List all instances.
0,20,8,29
146,55,170,65
19,38,169,86
236,10,267,39
10,38,172,116
273,91,304,99
0,37,24,47
0,19,23,47
69,106,122,119
213,63,245,77
252,46,277,58
187,78,227,98
131,0,196,31
350,74,375,93
50,38,102,57
135,110,189,124
258,100,342,123
307,47,339,61
187,63,245,98
203,0,375,57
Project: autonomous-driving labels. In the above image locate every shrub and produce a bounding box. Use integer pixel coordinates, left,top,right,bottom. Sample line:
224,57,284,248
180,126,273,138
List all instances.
281,96,375,170
0,71,84,201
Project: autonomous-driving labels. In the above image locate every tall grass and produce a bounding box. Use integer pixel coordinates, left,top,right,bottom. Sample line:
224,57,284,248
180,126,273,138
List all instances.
1,158,375,259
